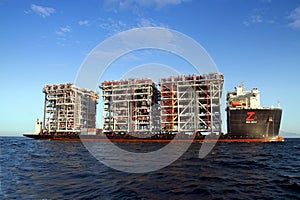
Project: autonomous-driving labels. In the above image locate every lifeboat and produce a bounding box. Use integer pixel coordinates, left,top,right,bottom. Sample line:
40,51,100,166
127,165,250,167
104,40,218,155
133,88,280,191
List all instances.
232,102,243,107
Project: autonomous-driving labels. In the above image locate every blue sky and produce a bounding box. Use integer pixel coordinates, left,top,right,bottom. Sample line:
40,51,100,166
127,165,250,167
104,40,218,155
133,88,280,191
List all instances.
1,0,300,137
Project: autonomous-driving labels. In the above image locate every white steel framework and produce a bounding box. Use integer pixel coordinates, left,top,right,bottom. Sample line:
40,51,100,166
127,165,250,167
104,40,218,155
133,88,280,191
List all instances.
100,79,160,134
159,73,224,134
43,83,98,134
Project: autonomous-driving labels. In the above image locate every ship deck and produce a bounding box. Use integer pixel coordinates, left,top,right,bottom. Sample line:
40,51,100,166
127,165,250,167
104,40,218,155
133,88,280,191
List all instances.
23,134,284,143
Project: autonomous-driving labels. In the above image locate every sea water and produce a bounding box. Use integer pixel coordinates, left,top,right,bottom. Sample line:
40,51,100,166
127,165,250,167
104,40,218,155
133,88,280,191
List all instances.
1,137,300,199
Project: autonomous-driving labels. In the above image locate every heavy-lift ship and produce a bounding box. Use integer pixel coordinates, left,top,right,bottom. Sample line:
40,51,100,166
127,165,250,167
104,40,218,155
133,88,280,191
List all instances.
24,74,283,142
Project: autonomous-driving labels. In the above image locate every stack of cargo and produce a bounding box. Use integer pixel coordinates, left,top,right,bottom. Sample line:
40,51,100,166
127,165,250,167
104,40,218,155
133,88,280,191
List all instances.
42,83,98,135
100,79,160,134
159,73,224,134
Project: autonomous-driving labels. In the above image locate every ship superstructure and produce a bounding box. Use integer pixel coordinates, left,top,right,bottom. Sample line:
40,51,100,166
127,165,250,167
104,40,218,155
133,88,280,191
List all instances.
227,82,261,109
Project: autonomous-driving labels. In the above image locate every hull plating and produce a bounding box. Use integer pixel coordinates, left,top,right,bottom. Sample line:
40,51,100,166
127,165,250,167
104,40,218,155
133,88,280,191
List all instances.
227,108,282,139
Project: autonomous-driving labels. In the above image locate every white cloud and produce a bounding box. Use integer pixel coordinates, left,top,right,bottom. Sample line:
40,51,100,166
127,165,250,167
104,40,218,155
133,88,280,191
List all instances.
31,4,55,17
243,8,275,26
138,18,155,27
244,15,263,26
55,25,72,36
79,20,90,26
98,17,168,35
137,0,183,8
260,0,271,3
288,19,300,29
250,15,263,23
99,18,129,34
54,31,65,37
137,18,168,28
287,6,300,30
103,0,190,12
24,10,31,15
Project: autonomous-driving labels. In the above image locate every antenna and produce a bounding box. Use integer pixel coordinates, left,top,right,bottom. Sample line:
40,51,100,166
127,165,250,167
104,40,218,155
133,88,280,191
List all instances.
241,81,245,90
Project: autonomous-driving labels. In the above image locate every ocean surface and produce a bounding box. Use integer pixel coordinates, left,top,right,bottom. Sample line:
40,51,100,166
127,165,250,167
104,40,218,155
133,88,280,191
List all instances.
1,137,300,199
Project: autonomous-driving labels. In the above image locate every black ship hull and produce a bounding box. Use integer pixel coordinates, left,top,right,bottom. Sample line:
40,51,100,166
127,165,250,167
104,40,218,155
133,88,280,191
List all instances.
227,108,282,139
23,131,284,143
24,108,284,143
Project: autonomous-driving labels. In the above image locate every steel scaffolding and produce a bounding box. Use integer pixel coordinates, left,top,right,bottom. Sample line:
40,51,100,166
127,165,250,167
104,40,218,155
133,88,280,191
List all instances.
43,83,98,135
100,79,160,134
159,73,224,134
